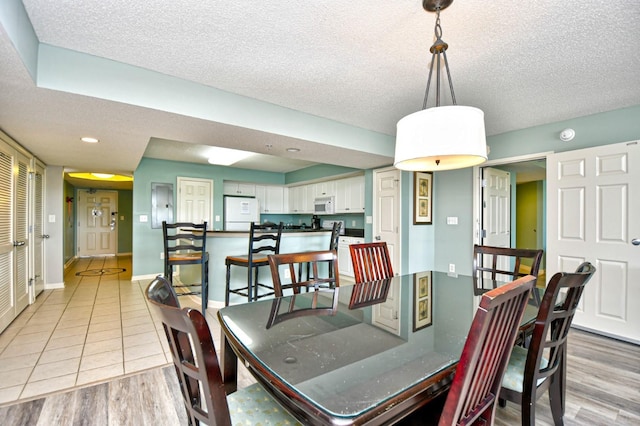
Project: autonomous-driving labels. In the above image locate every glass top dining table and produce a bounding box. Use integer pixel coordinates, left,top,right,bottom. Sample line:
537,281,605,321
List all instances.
217,271,540,425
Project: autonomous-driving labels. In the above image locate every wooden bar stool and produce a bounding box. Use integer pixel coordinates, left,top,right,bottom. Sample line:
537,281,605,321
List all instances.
162,221,209,313
225,222,283,305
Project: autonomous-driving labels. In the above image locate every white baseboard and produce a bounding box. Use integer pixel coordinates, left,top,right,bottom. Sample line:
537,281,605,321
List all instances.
44,282,65,289
131,273,163,282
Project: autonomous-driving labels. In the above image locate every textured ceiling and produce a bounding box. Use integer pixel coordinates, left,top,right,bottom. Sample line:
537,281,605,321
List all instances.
1,0,639,179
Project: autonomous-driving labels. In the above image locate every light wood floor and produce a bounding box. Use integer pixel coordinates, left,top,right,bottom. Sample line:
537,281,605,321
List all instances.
0,328,637,425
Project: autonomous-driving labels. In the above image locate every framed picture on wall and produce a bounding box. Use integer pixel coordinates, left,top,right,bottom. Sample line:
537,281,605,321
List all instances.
413,172,433,225
413,271,433,331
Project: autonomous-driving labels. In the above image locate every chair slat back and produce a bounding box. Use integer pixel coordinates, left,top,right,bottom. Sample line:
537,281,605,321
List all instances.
146,277,231,426
249,222,283,261
349,242,394,283
525,262,595,389
439,275,535,426
473,244,543,304
268,250,340,296
329,222,342,250
163,222,207,259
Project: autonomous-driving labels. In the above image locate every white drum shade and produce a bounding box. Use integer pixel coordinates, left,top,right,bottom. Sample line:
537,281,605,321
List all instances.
394,105,487,171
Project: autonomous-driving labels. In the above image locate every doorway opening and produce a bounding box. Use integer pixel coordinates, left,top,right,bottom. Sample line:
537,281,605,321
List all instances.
473,154,548,277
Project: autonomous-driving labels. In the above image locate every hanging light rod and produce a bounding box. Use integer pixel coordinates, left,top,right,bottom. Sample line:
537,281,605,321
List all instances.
394,0,487,172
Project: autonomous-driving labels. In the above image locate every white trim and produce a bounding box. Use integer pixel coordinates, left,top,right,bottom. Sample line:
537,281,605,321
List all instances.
44,282,65,289
131,273,162,282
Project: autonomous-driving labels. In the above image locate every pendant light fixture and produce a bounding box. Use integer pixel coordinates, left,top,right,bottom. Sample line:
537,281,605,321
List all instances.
394,0,487,171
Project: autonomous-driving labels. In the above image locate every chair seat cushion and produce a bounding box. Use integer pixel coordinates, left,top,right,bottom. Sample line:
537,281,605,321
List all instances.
168,252,208,262
226,254,270,265
502,345,548,392
228,382,301,425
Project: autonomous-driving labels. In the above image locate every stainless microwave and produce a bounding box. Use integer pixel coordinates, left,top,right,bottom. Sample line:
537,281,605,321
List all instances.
314,196,335,215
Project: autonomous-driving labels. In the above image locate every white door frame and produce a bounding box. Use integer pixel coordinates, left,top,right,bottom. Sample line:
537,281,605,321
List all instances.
472,152,552,245
372,167,401,335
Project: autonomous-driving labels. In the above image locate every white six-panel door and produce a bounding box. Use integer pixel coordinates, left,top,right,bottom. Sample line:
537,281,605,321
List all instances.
77,190,118,256
547,140,640,343
177,177,213,225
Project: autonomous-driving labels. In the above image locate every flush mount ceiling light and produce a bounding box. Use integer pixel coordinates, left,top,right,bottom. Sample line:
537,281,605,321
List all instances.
206,146,254,166
394,0,487,172
80,136,99,143
91,173,115,179
286,147,301,153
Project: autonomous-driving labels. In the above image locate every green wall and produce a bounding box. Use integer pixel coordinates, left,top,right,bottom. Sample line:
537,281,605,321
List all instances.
117,190,133,254
63,180,75,264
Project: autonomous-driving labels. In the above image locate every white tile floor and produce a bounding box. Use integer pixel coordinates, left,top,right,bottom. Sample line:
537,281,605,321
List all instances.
0,255,236,406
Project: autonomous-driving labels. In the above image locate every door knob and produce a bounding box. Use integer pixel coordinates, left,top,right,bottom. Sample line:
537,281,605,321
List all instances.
13,241,26,246
632,238,640,246
41,234,50,239
375,235,381,241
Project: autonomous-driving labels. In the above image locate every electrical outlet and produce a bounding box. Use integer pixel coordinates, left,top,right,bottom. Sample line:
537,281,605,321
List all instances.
449,263,456,273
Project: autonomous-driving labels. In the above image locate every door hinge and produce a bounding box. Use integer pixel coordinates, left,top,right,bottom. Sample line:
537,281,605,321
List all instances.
481,179,487,187
481,229,487,238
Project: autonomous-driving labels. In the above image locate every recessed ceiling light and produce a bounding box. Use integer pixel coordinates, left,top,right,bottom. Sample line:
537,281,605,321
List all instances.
81,137,99,143
286,148,300,153
206,147,254,166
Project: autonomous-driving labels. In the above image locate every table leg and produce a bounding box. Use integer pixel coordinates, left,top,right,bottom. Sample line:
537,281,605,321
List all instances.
220,330,238,394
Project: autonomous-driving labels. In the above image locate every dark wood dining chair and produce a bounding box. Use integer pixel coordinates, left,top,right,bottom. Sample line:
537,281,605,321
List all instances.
146,276,300,426
162,221,209,313
499,262,596,426
268,250,340,296
349,242,394,283
402,275,535,425
225,221,283,305
473,244,544,304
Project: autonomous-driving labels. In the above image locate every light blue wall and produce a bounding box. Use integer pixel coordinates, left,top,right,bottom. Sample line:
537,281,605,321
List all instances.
132,158,367,277
431,105,640,276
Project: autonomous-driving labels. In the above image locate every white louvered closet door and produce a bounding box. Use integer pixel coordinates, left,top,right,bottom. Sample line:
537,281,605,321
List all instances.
0,143,15,332
14,151,30,316
32,161,45,299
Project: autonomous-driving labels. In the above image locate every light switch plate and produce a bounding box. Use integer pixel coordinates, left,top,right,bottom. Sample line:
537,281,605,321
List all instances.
140,215,148,222
48,214,56,223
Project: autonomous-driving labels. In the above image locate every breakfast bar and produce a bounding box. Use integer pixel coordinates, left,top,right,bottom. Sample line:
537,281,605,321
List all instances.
180,228,333,305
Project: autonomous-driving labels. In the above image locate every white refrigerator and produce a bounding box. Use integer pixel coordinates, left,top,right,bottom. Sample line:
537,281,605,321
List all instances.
224,196,260,231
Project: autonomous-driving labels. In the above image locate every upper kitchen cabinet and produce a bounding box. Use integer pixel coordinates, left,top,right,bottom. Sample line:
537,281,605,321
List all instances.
255,185,286,214
311,180,336,199
335,175,365,213
288,185,309,213
223,181,256,197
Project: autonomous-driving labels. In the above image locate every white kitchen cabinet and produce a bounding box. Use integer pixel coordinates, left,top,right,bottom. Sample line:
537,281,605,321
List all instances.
255,185,285,213
288,185,309,213
337,236,365,278
223,181,256,196
335,176,365,213
311,180,336,199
